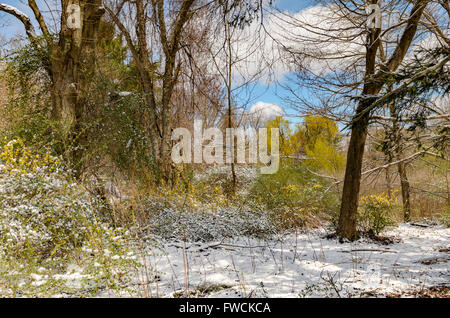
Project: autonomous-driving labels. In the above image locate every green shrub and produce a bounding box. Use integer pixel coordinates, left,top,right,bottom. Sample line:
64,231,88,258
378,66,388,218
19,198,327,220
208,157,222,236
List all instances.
249,163,340,230
357,193,397,236
0,40,69,157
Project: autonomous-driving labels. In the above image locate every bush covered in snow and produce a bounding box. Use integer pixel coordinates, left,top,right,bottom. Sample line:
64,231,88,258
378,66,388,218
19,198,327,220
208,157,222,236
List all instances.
0,140,99,260
122,164,341,242
0,139,141,296
143,202,276,242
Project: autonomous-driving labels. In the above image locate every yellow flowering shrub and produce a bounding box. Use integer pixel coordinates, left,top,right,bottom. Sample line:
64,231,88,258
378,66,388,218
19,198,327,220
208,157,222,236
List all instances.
0,139,59,174
281,184,300,197
0,139,141,296
358,192,398,235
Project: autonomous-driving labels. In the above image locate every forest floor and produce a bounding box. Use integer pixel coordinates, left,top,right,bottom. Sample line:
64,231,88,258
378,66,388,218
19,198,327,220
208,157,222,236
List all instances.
1,157,448,298
101,223,449,298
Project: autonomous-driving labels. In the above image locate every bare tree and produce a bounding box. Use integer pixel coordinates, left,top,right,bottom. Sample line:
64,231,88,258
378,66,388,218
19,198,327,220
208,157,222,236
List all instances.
274,0,448,239
105,0,204,182
202,1,270,193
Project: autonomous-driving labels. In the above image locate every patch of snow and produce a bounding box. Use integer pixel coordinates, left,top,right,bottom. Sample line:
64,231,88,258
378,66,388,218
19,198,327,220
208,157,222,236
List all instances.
128,223,449,298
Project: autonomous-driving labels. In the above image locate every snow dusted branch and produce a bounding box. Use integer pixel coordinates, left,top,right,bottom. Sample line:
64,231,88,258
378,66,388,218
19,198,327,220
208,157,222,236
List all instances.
348,55,450,128
371,114,450,122
331,151,442,185
361,151,442,177
0,3,36,38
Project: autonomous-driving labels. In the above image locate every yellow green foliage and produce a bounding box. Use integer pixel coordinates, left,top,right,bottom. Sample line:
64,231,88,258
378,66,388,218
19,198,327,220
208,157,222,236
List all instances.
301,116,345,174
358,192,398,235
0,139,59,174
265,116,295,156
265,115,345,173
305,138,345,174
302,115,340,148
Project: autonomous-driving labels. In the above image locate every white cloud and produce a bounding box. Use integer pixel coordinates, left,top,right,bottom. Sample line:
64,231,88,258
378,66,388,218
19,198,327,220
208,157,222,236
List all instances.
270,4,366,76
243,101,285,125
206,4,366,86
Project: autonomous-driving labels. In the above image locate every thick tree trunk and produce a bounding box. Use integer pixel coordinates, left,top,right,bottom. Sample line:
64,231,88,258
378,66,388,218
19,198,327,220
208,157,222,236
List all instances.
57,0,103,176
337,18,381,240
50,59,78,136
337,107,370,241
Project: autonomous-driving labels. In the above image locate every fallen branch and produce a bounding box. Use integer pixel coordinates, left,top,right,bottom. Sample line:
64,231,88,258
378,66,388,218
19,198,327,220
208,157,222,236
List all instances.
341,249,397,254
409,223,430,228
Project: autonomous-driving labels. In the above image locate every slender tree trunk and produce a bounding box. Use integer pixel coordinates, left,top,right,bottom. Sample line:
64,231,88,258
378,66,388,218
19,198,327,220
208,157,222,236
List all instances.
397,160,411,221
385,164,392,197
390,104,411,221
225,19,236,195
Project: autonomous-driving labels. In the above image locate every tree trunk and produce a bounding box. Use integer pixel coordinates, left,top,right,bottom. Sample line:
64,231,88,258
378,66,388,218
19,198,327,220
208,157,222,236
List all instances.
385,164,392,198
397,160,411,221
225,18,236,196
50,58,78,136
337,107,370,241
337,20,381,241
57,0,104,176
389,102,412,222
336,0,427,240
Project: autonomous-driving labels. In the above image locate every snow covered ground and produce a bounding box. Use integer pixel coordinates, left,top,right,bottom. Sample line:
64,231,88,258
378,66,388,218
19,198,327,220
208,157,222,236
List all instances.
130,224,449,298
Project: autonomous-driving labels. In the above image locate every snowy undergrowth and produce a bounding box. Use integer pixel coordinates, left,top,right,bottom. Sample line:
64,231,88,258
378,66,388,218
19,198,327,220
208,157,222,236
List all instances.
0,140,142,297
1,144,448,298
144,204,277,242
133,224,449,298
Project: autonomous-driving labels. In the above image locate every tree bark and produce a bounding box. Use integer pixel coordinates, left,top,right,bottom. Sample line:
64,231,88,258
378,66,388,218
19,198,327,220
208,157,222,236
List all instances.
337,15,381,240
397,159,411,221
337,106,371,241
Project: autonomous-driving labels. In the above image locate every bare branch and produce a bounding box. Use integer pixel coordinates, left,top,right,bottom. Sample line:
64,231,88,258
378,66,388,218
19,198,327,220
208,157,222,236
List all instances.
0,3,36,38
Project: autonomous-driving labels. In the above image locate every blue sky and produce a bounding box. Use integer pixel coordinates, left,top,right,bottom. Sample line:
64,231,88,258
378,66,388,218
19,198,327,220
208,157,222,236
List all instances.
275,0,314,12
246,0,315,123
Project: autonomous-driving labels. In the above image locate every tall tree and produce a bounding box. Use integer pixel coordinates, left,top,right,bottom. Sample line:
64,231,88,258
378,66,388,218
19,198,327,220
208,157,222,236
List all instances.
105,0,199,182
0,1,104,173
337,0,432,240
278,0,448,239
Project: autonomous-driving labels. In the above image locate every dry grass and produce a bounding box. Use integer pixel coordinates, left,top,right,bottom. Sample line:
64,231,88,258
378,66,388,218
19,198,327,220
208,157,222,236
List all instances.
359,158,448,221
